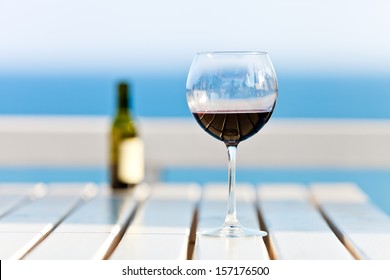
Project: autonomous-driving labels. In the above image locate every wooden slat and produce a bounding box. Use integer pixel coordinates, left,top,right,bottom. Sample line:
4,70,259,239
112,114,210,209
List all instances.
0,183,96,259
258,184,353,260
311,183,390,260
25,185,143,260
26,232,112,260
193,184,269,260
110,183,200,260
0,196,25,217
0,233,43,259
0,183,46,218
110,234,189,260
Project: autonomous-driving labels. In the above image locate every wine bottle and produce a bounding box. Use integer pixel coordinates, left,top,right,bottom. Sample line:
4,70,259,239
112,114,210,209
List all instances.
110,82,144,189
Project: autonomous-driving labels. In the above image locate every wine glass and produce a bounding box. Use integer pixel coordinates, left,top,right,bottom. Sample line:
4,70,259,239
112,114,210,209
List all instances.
186,51,278,238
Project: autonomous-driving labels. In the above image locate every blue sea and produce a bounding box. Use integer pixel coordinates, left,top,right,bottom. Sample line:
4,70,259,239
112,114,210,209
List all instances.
0,73,390,215
1,74,390,119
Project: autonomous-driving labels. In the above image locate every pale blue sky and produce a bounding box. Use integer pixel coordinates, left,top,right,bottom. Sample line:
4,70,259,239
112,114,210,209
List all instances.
0,0,389,75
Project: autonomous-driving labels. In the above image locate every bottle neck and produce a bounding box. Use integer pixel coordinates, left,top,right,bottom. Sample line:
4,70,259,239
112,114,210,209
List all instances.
118,92,129,113
117,83,131,114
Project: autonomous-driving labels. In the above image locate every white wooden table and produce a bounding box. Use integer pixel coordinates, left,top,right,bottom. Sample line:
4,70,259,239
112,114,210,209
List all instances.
1,182,389,260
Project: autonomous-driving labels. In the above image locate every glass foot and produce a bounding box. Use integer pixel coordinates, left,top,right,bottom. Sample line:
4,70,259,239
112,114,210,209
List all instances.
198,222,267,238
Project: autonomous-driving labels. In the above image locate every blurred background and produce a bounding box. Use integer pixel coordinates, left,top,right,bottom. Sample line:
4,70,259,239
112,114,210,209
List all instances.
1,0,389,117
0,0,390,213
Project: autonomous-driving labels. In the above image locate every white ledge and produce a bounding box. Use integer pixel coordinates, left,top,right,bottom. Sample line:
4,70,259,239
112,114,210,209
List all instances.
1,116,390,170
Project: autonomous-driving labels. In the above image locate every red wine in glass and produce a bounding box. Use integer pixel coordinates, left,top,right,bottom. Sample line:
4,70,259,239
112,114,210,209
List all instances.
192,110,274,145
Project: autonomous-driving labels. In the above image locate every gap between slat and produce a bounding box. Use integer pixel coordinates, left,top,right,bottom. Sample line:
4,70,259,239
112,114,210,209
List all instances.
309,183,390,260
19,183,99,259
110,184,199,260
20,197,90,259
256,203,276,260
257,184,354,260
101,198,144,260
309,183,362,259
0,183,47,219
187,206,199,260
311,202,360,260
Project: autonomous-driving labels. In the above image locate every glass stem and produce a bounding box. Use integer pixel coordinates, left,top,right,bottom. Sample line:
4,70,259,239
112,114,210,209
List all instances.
225,144,239,226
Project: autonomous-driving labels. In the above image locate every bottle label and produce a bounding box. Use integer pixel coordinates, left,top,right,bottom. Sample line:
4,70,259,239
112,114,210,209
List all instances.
118,137,144,184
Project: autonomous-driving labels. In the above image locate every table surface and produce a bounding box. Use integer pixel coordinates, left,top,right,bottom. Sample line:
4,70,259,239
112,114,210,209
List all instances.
1,182,390,260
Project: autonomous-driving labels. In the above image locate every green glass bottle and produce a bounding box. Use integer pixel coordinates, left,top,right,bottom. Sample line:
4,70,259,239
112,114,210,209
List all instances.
110,82,144,189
